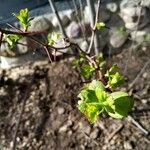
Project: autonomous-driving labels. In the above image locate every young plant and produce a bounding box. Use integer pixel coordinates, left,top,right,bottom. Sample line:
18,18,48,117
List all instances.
13,8,33,31
76,55,134,123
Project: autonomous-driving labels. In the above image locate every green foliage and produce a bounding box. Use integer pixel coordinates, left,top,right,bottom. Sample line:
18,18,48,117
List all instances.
47,32,61,45
80,64,95,78
105,64,124,88
105,92,134,119
95,53,106,68
78,80,107,122
4,34,22,49
73,53,95,79
78,80,134,122
13,8,33,30
96,22,105,30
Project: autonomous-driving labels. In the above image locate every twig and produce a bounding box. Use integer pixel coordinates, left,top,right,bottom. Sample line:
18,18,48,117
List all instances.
128,115,149,135
0,32,3,49
12,77,34,150
48,0,67,38
87,0,101,54
128,59,150,90
72,0,88,42
107,124,124,142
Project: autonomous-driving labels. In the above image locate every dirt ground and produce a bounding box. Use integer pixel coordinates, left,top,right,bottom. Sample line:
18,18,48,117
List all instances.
0,46,150,150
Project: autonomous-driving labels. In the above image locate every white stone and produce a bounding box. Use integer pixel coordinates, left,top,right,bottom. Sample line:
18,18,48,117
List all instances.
84,6,110,23
29,16,52,32
0,51,46,69
57,107,65,115
141,0,150,8
106,2,118,13
66,21,81,38
130,27,150,45
59,125,68,133
52,14,70,28
120,5,150,30
124,141,133,150
79,40,88,52
109,28,129,48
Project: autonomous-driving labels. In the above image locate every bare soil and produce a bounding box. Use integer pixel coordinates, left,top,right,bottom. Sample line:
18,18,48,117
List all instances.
0,47,150,150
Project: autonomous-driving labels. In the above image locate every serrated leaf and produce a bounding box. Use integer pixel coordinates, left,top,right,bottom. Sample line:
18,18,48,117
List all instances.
47,32,61,45
105,92,134,119
13,8,31,30
105,64,124,88
108,72,124,88
78,89,98,103
88,80,105,91
78,100,103,123
95,87,108,102
78,80,107,122
80,64,95,78
4,34,22,49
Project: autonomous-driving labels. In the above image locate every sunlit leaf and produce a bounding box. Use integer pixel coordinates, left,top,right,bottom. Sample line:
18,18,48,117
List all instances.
105,92,134,119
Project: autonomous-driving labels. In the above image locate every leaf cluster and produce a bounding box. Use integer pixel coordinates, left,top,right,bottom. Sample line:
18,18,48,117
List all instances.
13,8,33,30
78,80,134,123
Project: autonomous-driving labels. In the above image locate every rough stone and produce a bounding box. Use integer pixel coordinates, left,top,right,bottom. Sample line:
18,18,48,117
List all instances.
29,16,52,32
79,40,89,52
109,27,129,48
130,26,150,45
67,21,81,38
0,51,46,69
52,14,70,28
106,2,118,13
141,0,150,8
84,6,110,23
124,141,133,150
58,125,68,133
120,5,150,30
57,107,65,115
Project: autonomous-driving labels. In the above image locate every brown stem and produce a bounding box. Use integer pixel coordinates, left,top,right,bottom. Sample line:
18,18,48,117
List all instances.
48,0,67,38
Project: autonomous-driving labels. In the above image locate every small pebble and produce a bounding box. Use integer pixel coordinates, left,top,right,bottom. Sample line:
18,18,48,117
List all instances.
57,107,65,115
124,141,133,150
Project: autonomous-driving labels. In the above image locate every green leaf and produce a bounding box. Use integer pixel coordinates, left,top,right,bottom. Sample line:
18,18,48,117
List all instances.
108,72,124,88
47,32,61,45
95,53,106,68
78,100,103,123
105,92,134,119
80,64,95,78
105,64,124,88
78,89,98,103
78,80,107,122
4,34,22,49
13,8,31,30
88,80,105,91
96,22,105,30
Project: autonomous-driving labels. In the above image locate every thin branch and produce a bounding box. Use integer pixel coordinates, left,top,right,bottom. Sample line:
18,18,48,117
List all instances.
107,124,124,142
48,0,67,38
44,46,53,63
72,0,88,42
87,0,101,54
0,32,3,49
128,115,149,135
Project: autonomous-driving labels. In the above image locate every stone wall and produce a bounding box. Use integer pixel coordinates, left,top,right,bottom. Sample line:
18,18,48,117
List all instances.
1,0,150,68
